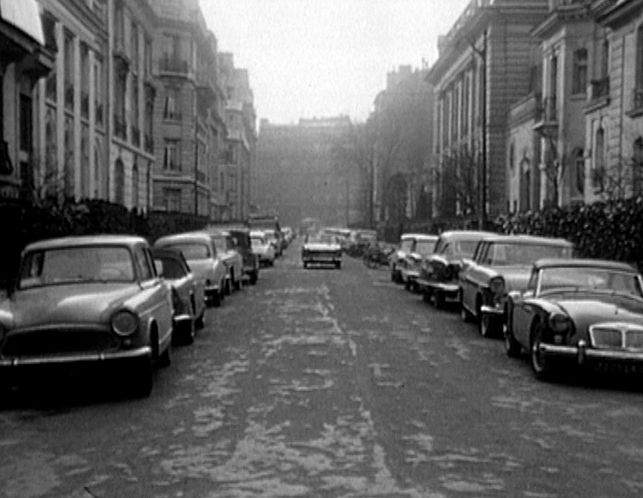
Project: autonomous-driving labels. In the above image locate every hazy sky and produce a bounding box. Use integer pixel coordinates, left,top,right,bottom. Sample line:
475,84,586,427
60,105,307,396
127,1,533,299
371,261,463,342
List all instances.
199,0,470,124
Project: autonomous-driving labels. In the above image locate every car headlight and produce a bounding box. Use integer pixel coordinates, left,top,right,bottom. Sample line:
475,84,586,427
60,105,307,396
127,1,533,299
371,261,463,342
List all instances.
549,313,571,333
112,310,139,337
489,277,505,296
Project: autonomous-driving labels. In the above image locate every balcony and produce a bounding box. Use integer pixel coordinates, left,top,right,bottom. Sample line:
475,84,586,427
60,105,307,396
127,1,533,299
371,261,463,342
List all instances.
533,96,558,137
628,87,643,118
159,56,190,77
114,115,127,140
586,77,610,113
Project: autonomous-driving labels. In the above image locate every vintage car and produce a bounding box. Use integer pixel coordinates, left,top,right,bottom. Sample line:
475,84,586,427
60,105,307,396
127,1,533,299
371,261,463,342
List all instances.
400,234,438,292
227,227,259,285
416,230,495,308
152,247,206,345
302,233,342,269
0,235,174,397
504,259,643,381
154,232,227,307
459,235,573,337
207,229,244,292
390,233,423,284
251,230,276,266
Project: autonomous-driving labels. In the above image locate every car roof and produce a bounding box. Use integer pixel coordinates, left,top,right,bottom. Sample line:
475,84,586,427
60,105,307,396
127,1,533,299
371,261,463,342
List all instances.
534,258,637,272
478,234,573,246
401,233,436,240
438,230,497,240
155,232,213,245
24,234,147,252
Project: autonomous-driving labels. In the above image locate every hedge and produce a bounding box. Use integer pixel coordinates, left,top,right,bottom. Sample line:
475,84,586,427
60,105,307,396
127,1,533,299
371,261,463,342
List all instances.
492,196,643,271
0,197,210,288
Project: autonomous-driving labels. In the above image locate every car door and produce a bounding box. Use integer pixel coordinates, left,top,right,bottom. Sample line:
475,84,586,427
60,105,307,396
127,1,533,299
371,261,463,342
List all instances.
461,241,485,312
512,267,539,347
135,245,173,345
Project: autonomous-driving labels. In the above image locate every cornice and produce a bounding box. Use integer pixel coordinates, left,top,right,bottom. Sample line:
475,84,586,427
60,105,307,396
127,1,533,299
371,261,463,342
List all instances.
596,0,643,28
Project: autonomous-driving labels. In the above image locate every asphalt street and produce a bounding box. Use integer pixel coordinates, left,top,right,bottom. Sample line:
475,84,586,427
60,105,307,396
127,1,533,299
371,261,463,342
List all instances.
1,241,643,497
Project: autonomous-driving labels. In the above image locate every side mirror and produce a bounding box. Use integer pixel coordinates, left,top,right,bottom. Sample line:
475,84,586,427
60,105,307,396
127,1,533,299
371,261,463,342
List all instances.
154,260,164,277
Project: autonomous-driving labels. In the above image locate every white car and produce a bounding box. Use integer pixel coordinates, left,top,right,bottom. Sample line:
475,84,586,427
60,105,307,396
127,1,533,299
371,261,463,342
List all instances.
302,233,342,269
251,231,276,266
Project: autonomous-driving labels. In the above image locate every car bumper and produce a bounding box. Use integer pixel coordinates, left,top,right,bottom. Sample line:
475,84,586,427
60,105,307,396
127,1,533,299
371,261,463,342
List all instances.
539,341,643,366
402,269,421,281
303,255,341,264
173,313,192,329
204,284,220,298
416,279,459,299
0,346,152,367
480,304,505,318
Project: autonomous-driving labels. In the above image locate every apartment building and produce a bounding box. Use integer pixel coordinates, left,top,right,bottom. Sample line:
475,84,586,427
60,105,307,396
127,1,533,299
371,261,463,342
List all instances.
427,0,549,225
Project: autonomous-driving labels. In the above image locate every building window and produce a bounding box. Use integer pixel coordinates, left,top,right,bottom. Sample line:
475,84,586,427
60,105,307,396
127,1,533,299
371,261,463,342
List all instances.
95,56,104,126
130,21,139,70
593,127,605,192
163,140,180,170
114,158,125,204
144,36,152,77
64,30,74,110
132,161,139,207
114,67,127,139
633,138,643,195
114,0,124,52
80,43,90,118
131,75,139,145
163,188,181,212
572,49,587,95
19,94,32,153
571,147,584,197
163,89,180,120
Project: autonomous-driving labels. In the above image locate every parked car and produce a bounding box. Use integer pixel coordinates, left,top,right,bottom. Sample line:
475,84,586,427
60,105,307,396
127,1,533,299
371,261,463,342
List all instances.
302,233,342,269
417,230,495,308
346,229,377,257
152,247,206,345
0,235,173,397
400,234,438,292
390,233,420,283
228,228,259,285
503,258,643,381
154,232,226,307
263,229,284,257
207,229,244,292
251,230,276,266
459,235,574,337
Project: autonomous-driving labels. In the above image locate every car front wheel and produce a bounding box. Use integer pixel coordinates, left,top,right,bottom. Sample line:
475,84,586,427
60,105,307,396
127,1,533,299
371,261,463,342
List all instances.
504,323,521,358
129,356,153,398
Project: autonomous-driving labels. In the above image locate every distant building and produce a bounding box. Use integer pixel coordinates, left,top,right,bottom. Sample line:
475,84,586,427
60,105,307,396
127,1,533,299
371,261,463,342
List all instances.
218,53,256,222
0,0,54,200
254,116,361,228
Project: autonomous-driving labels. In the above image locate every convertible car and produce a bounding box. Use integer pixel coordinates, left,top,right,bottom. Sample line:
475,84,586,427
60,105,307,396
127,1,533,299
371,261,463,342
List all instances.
302,233,342,269
0,235,174,397
504,258,643,380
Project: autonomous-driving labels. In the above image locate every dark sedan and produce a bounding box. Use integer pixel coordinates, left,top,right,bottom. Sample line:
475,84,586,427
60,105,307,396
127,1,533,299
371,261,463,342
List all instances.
504,258,643,380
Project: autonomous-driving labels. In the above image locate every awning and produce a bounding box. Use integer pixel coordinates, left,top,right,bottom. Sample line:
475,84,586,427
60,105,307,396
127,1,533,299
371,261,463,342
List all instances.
0,0,44,45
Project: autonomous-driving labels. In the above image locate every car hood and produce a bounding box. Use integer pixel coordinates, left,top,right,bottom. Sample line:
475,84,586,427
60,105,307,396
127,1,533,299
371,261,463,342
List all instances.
551,292,643,331
5,283,141,329
304,243,340,251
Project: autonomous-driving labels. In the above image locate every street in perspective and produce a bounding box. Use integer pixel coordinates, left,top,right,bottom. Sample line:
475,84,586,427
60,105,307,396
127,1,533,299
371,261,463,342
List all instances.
2,240,643,497
6,0,643,496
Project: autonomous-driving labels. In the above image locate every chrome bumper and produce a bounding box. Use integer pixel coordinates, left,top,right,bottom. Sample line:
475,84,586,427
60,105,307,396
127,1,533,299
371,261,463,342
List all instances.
480,305,505,317
416,279,459,295
0,346,152,367
539,341,643,364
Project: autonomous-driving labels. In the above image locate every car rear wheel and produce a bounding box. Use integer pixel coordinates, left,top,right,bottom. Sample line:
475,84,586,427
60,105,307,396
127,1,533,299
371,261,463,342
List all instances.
303,261,308,269
503,323,521,358
249,271,258,285
431,290,444,309
530,323,555,381
479,314,498,338
335,261,341,269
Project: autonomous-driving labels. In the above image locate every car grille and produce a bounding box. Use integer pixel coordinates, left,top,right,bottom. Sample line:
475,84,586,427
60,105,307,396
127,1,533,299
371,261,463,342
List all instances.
590,323,643,350
1,327,120,358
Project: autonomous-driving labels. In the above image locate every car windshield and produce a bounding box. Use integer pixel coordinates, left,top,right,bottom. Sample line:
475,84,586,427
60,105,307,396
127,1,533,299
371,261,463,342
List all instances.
212,236,227,252
452,240,479,258
538,266,643,297
251,237,265,247
164,243,210,260
155,256,186,279
415,239,436,256
308,234,335,245
400,240,414,252
483,243,572,266
19,246,135,288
